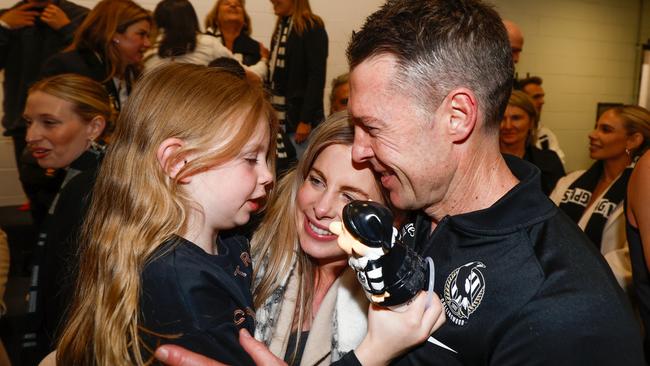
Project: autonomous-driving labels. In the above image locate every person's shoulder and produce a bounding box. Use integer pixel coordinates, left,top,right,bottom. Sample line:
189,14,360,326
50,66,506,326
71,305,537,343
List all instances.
59,0,89,14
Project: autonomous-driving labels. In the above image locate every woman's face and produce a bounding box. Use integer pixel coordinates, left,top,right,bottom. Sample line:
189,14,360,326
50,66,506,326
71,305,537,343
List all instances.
24,91,98,169
113,19,151,66
217,0,245,26
296,144,384,266
270,0,293,17
500,105,532,148
589,109,632,161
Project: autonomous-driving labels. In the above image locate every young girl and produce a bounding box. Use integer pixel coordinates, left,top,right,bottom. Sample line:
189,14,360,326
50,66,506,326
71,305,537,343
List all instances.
56,63,277,365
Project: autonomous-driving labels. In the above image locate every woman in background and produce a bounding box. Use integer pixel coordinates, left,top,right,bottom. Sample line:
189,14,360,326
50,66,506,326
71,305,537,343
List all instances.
205,0,268,67
499,90,565,195
144,0,267,79
20,74,111,364
551,105,650,292
268,0,328,157
41,0,152,115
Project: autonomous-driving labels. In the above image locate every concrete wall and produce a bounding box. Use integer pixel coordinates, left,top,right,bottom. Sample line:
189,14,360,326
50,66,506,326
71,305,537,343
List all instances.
0,0,646,204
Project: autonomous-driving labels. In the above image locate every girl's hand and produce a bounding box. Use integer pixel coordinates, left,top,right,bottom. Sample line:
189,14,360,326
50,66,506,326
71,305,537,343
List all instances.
355,290,446,366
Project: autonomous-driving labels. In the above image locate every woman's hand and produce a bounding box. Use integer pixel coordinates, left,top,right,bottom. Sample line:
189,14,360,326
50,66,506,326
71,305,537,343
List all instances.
155,329,287,366
354,290,446,366
259,43,270,60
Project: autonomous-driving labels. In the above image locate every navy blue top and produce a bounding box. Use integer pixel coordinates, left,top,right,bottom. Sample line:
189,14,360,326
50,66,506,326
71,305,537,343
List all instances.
139,235,255,365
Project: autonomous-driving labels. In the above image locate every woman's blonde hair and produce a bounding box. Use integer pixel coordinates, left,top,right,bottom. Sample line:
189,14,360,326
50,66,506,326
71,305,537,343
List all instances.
609,105,650,158
251,111,387,362
272,0,323,37
57,63,277,365
29,74,114,138
507,90,538,145
205,0,252,36
69,0,152,81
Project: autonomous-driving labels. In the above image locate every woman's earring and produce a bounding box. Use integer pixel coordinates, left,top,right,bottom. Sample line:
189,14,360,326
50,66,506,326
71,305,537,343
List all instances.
625,148,631,157
89,139,105,153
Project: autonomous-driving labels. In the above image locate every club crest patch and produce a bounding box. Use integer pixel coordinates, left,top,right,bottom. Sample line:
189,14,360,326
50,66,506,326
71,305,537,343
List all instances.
443,261,486,326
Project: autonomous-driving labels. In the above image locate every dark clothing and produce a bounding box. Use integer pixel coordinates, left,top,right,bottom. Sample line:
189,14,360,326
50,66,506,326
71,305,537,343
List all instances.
206,29,262,67
0,0,88,136
338,156,644,366
21,148,103,364
269,19,328,132
523,145,565,195
139,235,255,365
41,48,133,112
628,216,650,362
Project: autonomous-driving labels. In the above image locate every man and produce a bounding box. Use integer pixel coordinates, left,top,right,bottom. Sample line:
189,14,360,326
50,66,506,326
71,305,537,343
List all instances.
503,19,523,64
0,0,87,225
516,75,566,164
346,0,642,364
330,72,350,115
156,0,644,364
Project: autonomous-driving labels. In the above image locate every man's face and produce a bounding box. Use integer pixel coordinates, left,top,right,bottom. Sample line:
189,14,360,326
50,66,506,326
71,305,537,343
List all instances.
348,54,454,212
523,83,545,114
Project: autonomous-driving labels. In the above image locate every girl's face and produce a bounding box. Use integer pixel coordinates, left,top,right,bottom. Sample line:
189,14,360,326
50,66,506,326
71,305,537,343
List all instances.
24,91,98,169
270,0,293,17
186,120,273,232
217,0,245,25
296,144,384,266
500,105,532,148
589,109,633,161
113,19,152,66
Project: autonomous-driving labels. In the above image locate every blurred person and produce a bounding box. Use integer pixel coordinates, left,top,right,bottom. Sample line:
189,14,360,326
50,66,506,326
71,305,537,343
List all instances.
516,76,566,164
268,0,328,157
329,72,349,115
502,19,523,64
551,105,650,293
40,0,152,115
500,90,565,195
628,149,650,361
0,0,88,226
20,74,110,364
205,0,268,68
144,0,267,79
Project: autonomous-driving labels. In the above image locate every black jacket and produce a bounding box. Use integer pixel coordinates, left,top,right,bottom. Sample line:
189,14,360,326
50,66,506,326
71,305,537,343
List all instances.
0,0,87,136
271,20,328,132
21,148,103,363
41,48,132,112
337,156,644,366
523,145,565,195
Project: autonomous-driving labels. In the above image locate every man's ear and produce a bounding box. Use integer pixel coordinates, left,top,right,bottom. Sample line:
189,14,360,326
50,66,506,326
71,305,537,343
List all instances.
446,88,478,143
157,138,191,183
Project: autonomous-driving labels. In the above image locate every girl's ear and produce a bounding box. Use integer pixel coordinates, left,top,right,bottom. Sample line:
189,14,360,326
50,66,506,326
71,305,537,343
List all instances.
157,138,191,183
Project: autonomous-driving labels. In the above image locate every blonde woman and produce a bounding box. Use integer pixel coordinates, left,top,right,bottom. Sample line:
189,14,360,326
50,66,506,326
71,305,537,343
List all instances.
20,74,110,364
57,63,277,365
551,105,650,292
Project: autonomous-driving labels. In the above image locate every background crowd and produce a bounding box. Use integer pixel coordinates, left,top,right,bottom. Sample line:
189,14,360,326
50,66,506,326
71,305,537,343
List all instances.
0,0,649,365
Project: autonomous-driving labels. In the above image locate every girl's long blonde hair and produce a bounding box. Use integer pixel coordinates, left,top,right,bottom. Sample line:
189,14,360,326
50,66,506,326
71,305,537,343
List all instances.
57,63,277,366
251,112,388,360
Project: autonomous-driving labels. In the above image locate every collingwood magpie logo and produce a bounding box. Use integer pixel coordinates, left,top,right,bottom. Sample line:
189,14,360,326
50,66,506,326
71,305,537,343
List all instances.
443,261,486,326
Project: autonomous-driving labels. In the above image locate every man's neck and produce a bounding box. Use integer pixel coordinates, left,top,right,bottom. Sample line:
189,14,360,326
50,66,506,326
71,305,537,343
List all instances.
425,142,519,231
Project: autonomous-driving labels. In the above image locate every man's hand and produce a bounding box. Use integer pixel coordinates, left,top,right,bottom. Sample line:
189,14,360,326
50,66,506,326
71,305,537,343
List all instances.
259,42,269,60
355,291,446,366
0,3,41,30
155,329,287,366
294,122,311,144
39,4,70,30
